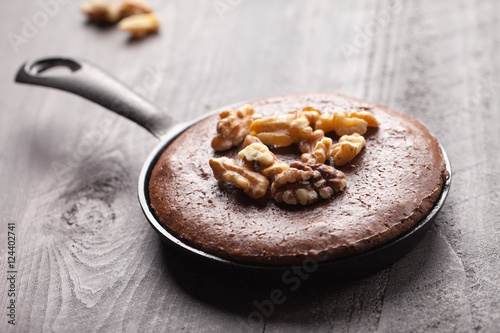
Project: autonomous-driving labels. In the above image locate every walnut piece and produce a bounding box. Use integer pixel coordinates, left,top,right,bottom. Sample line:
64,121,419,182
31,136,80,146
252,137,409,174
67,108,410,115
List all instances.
211,105,261,151
117,13,159,36
350,110,379,127
299,130,323,154
239,142,273,165
271,162,346,205
120,0,152,17
299,130,332,164
331,133,366,166
238,138,289,178
250,112,313,147
209,157,269,199
316,111,368,136
242,134,262,148
288,107,321,125
81,0,151,23
81,0,121,22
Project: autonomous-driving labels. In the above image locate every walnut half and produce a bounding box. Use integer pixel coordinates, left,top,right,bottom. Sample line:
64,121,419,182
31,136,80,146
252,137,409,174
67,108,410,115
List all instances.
288,107,322,125
271,162,346,205
238,136,289,178
209,157,269,199
350,110,379,127
315,110,377,137
331,133,366,166
249,112,313,147
117,13,159,37
211,105,261,151
81,0,152,23
299,130,333,164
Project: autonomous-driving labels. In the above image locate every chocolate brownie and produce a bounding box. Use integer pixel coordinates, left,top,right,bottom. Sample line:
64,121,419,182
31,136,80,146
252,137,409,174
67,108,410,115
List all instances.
148,93,447,264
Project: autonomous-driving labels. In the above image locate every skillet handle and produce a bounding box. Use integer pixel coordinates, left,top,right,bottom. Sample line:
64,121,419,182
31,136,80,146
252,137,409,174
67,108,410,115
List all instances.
15,57,174,138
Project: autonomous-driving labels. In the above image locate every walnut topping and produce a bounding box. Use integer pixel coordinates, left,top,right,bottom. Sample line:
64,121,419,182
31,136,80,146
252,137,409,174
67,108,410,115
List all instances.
209,105,375,204
299,130,324,154
288,107,321,125
250,113,313,147
117,13,159,37
242,134,263,148
209,157,269,199
299,130,332,164
238,137,289,178
81,0,151,23
316,111,368,136
271,162,346,205
239,143,274,165
350,110,379,127
211,105,261,151
331,133,366,166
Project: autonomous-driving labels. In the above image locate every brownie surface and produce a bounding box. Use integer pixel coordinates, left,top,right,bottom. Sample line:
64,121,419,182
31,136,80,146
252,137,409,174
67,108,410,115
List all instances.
148,93,446,264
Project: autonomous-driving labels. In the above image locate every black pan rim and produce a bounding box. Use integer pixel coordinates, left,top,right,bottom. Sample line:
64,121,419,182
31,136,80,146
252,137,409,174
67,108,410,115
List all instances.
137,103,452,271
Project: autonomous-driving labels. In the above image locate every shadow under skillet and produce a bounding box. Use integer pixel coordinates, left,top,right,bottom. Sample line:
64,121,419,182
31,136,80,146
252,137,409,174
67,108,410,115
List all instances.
160,242,394,312
158,228,446,329
159,243,399,328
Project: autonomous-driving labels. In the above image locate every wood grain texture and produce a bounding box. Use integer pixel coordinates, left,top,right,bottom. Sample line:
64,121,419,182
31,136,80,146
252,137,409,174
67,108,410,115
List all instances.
0,0,499,332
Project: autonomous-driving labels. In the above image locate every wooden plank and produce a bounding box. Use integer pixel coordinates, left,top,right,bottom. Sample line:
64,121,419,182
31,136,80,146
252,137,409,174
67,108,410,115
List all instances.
0,0,499,332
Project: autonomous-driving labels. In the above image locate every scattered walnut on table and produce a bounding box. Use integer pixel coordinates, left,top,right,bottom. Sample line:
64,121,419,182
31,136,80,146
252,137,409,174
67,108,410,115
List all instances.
249,112,313,147
81,0,151,23
81,0,121,22
209,157,269,199
271,162,346,205
238,137,289,178
331,133,366,166
117,13,159,37
211,105,261,151
120,0,152,17
299,130,333,164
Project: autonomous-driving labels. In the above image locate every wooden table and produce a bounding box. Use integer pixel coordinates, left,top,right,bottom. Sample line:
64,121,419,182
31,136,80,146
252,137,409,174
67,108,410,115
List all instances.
1,0,499,332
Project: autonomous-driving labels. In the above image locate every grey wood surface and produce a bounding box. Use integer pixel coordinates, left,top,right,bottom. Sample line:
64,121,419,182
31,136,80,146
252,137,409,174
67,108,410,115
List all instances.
1,0,499,332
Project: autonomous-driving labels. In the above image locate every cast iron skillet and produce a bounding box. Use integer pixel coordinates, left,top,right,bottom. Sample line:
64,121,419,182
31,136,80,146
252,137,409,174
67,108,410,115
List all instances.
15,57,452,276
